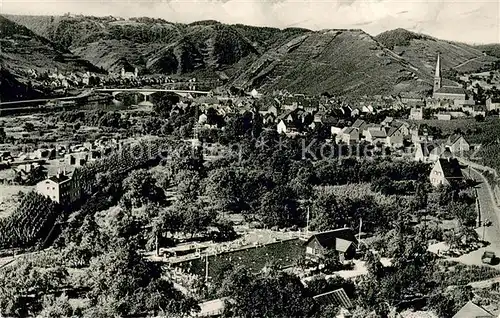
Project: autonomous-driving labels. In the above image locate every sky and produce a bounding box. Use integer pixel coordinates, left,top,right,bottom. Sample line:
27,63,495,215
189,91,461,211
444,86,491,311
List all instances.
1,0,499,44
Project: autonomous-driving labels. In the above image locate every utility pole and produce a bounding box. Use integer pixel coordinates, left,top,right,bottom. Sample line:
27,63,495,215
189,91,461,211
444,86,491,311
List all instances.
306,206,310,237
155,234,159,257
483,222,486,241
358,218,362,251
205,254,209,283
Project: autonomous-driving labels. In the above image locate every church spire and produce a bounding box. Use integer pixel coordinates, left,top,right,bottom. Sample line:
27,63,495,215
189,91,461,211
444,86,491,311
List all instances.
434,53,441,78
433,53,442,94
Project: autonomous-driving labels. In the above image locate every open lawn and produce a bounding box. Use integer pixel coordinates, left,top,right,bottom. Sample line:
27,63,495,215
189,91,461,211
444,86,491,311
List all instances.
0,185,33,218
177,239,305,282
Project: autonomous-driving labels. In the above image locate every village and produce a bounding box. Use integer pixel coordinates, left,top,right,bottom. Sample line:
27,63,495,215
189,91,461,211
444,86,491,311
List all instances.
2,51,500,318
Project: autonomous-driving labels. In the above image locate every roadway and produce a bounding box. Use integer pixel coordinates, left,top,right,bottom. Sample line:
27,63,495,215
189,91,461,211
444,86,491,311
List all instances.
0,90,92,106
470,167,500,250
435,166,500,270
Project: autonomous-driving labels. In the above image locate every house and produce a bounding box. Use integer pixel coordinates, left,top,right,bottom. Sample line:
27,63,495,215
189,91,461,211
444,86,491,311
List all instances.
428,144,451,162
361,104,374,114
263,113,276,125
446,135,470,154
409,125,433,143
350,107,361,117
337,127,359,145
35,170,74,204
305,228,358,262
436,113,452,121
414,143,429,162
12,163,47,184
381,116,394,127
414,142,441,162
429,158,465,187
277,120,298,134
258,105,279,117
278,109,296,123
409,107,423,120
331,126,343,138
364,127,387,145
386,126,404,147
452,301,493,318
351,119,367,131
249,88,262,99
486,96,500,111
121,67,138,79
34,148,56,160
388,121,410,136
196,298,226,317
312,288,353,318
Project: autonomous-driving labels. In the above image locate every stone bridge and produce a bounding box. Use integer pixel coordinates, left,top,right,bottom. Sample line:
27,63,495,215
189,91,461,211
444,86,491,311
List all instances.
94,88,211,101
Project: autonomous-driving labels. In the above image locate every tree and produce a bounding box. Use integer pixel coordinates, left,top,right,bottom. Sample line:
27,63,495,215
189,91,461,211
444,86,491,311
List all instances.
153,97,173,118
173,198,214,237
258,185,301,228
220,269,316,318
212,220,238,242
0,127,6,143
204,167,247,213
321,249,343,273
176,169,201,198
122,169,165,208
38,294,74,318
0,260,69,317
84,245,198,317
24,122,35,132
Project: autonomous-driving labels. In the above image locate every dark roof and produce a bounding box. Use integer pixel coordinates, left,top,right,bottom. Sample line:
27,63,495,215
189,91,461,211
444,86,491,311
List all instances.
369,129,387,138
306,228,358,251
438,158,464,179
278,109,296,120
313,288,353,309
342,127,358,135
322,115,339,125
387,127,399,137
447,134,467,146
49,174,70,183
436,86,466,95
351,119,366,129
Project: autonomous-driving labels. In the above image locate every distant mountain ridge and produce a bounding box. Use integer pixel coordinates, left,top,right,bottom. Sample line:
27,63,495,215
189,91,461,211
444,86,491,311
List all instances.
3,14,500,97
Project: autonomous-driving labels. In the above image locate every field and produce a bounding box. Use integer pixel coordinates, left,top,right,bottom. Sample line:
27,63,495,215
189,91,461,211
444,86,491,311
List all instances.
177,239,305,282
0,185,33,218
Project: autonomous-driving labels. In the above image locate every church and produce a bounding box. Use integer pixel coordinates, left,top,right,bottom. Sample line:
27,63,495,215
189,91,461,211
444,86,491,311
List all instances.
432,54,467,101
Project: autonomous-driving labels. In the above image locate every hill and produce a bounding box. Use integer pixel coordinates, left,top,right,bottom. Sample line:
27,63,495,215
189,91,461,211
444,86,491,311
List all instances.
475,44,500,58
232,29,433,95
5,15,264,76
6,15,500,96
0,68,41,102
375,29,498,76
0,15,101,77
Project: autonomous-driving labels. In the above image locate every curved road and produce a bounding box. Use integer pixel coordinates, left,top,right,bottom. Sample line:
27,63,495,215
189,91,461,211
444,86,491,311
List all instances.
470,167,500,249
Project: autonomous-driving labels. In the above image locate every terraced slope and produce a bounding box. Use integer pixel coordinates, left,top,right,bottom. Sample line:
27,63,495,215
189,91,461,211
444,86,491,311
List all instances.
376,29,497,75
233,29,432,95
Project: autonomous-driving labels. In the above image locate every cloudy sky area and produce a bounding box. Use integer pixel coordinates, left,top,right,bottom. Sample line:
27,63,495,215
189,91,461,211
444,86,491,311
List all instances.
2,0,499,43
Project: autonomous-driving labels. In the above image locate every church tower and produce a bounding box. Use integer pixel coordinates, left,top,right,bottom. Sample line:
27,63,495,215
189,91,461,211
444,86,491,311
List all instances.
433,54,442,94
